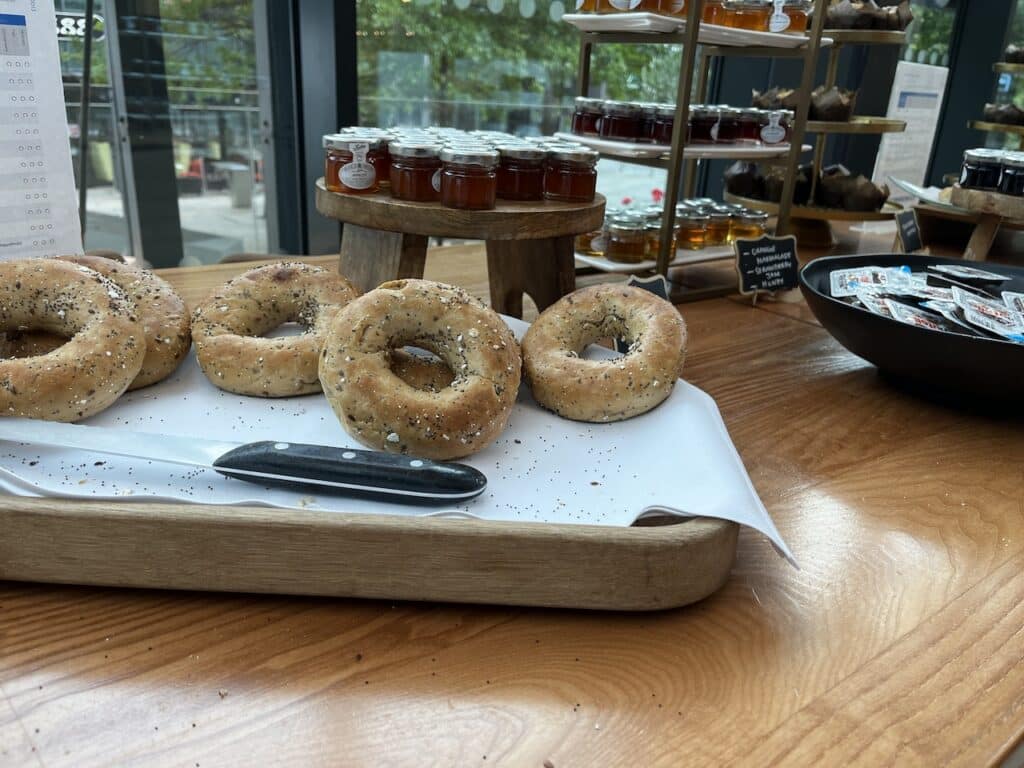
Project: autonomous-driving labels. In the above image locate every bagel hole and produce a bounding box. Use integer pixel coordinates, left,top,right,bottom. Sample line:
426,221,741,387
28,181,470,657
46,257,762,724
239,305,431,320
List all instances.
389,345,455,393
261,321,307,339
0,330,69,359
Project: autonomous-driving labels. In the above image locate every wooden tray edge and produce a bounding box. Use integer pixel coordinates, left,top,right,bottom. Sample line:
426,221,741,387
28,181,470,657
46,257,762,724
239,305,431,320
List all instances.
0,498,738,612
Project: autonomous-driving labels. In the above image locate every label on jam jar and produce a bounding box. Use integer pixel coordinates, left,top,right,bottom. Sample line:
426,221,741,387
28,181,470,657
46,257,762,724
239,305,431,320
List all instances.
339,142,376,190
710,119,721,142
608,0,641,8
432,168,441,192
769,0,790,31
760,113,786,144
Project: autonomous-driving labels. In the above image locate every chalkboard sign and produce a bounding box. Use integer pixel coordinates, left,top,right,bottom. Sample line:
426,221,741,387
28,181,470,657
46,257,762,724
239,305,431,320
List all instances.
734,235,799,295
615,274,672,353
895,209,923,252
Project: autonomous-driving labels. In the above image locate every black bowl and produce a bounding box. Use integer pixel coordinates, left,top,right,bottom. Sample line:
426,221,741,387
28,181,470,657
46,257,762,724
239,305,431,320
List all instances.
799,253,1024,402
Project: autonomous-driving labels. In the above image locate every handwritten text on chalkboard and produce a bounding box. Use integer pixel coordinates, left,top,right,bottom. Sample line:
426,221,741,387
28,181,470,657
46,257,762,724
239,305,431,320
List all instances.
735,235,799,295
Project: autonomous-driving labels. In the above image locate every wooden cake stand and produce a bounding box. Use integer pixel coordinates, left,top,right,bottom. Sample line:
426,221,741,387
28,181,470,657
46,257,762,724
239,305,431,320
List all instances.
315,180,606,318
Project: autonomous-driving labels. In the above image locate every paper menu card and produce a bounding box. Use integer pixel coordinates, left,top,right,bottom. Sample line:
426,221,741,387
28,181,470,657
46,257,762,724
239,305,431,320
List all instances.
0,317,796,566
0,0,82,260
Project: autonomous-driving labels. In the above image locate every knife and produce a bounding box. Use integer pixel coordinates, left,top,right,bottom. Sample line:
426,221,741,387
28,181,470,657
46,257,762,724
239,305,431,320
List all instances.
0,418,486,505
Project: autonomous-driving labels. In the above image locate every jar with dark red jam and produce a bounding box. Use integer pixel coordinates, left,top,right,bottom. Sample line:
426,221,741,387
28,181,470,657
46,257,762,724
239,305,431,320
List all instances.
652,104,676,144
998,152,1024,196
544,147,599,203
323,133,382,194
738,108,763,143
960,149,1004,191
714,107,741,143
600,101,644,142
440,147,499,210
689,106,720,144
496,144,547,201
759,109,793,144
638,103,658,143
389,141,442,202
571,97,604,136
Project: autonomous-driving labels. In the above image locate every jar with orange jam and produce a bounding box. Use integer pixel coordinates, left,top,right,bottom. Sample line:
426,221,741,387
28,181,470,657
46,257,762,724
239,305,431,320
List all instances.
440,147,499,210
778,0,810,32
702,0,730,24
496,145,547,201
658,0,687,16
572,0,598,11
323,133,382,194
543,147,599,203
389,141,442,203
724,0,771,30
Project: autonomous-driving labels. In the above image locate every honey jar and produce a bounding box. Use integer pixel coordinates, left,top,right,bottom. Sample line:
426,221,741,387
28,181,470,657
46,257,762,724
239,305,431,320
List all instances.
596,0,642,10
323,133,382,194
674,212,708,250
496,144,547,201
730,209,769,240
572,97,605,136
724,0,771,30
688,106,720,144
600,101,645,142
702,0,729,23
389,141,442,203
705,208,732,246
575,228,606,256
644,220,676,258
439,147,499,210
759,109,793,144
605,218,647,264
544,147,599,203
652,104,676,144
780,0,810,31
658,0,687,16
573,0,598,10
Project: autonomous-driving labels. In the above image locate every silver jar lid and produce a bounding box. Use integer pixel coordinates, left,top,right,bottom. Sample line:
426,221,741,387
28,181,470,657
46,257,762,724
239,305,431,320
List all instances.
1001,151,1024,169
323,133,383,150
546,146,600,164
495,144,548,161
964,148,1004,164
574,96,605,111
602,100,643,117
439,147,500,166
388,141,442,159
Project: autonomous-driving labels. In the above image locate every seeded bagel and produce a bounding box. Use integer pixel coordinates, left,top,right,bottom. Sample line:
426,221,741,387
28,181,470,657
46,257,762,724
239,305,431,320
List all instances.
191,262,359,397
0,259,145,421
319,279,521,460
521,284,687,422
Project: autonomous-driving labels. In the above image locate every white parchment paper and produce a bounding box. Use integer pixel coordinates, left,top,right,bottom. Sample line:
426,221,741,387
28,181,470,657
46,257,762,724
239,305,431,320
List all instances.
0,317,795,564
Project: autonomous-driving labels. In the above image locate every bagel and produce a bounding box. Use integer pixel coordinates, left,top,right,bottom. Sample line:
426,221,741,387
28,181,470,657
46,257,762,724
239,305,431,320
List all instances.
319,279,521,460
58,255,191,389
521,284,687,422
192,262,359,397
0,259,145,421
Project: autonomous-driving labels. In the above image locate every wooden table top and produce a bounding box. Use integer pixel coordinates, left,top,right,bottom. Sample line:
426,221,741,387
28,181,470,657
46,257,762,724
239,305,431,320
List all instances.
2,247,1023,767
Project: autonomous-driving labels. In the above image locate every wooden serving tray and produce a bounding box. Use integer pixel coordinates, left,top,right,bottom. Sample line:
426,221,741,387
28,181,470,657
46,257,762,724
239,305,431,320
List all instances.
0,496,738,611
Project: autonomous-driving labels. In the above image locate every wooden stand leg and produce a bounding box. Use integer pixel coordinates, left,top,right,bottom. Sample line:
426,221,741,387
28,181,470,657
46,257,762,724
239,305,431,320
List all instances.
963,214,1001,262
339,224,428,293
485,236,576,319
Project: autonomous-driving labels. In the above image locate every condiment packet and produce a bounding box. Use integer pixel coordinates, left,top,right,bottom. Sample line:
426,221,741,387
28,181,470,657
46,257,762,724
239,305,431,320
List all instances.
920,300,985,336
904,278,955,302
929,264,1011,282
963,307,1024,344
951,286,1024,331
855,292,893,318
884,300,958,332
1004,291,1024,315
830,266,911,297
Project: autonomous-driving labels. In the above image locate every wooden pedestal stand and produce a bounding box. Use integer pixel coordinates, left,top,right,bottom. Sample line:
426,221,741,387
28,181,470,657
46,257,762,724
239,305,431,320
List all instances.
945,185,1024,261
315,180,605,318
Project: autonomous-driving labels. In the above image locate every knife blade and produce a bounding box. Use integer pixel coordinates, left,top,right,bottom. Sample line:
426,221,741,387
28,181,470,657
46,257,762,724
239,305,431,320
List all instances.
0,418,486,504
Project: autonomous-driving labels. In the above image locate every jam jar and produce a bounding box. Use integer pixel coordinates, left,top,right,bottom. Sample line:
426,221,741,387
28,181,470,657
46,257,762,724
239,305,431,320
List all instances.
600,101,644,142
605,218,647,263
323,133,382,194
960,149,1004,191
759,109,792,144
440,147,499,210
544,147,599,202
779,0,810,32
675,212,709,250
738,108,763,143
496,144,547,201
389,141,442,202
596,0,642,11
573,0,598,10
702,0,729,23
689,106,721,144
572,97,605,136
652,104,676,144
725,0,770,30
638,103,658,143
644,220,676,258
705,208,732,246
658,0,687,16
730,209,769,240
715,107,741,143
998,152,1024,196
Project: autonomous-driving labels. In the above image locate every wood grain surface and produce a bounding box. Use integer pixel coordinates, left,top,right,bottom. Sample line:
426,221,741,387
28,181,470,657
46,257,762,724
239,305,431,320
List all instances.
2,230,1024,767
315,179,606,240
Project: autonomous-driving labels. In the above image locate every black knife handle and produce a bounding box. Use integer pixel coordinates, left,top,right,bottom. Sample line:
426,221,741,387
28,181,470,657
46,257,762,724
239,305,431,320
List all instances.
212,441,486,505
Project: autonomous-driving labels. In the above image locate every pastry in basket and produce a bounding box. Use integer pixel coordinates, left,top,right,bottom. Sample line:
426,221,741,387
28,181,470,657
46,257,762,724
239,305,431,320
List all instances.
0,258,145,421
521,284,687,422
192,262,359,397
319,279,521,460
1,256,192,389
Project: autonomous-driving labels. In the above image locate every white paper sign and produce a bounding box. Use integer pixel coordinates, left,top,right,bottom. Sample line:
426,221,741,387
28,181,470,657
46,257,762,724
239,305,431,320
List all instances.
0,0,82,260
873,61,949,206
0,317,795,565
